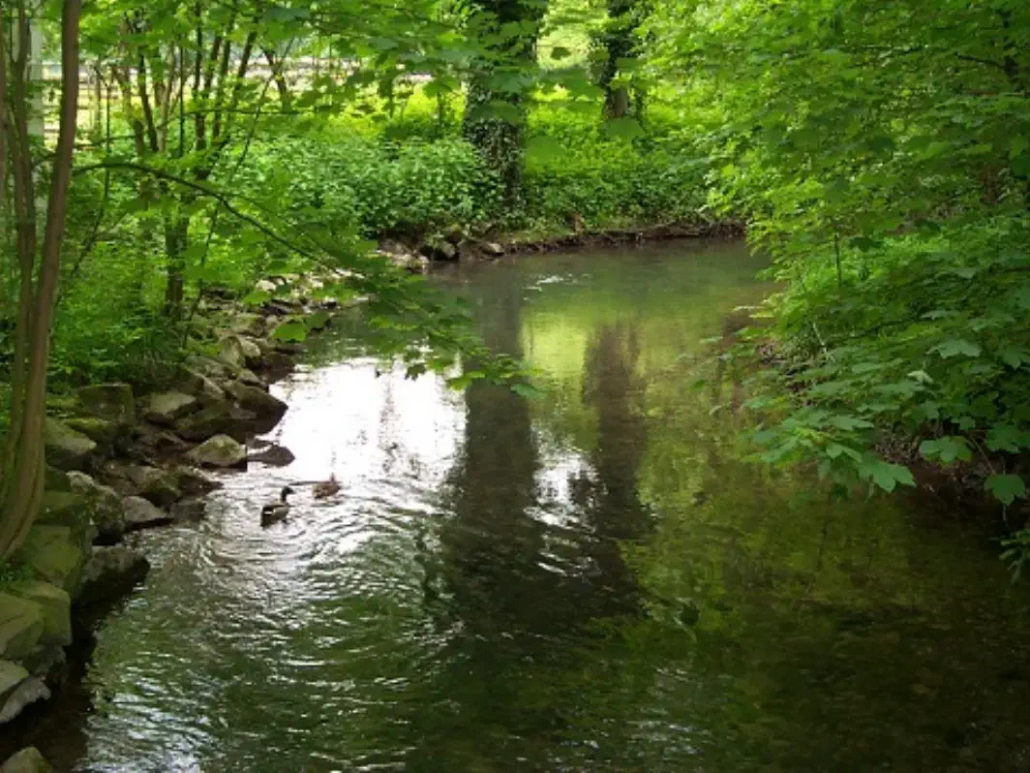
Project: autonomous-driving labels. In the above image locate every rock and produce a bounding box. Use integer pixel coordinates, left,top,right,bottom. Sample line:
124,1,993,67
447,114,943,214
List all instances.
145,391,199,425
43,417,97,471
170,499,207,522
443,224,465,245
224,381,288,431
230,313,267,338
187,435,247,469
433,241,459,261
0,661,29,701
76,383,135,427
184,355,235,383
15,526,89,596
263,351,295,381
254,279,277,295
131,424,191,459
43,467,71,493
35,492,91,534
379,240,430,274
0,595,42,661
125,466,181,507
174,466,222,496
7,583,71,648
179,366,229,405
236,336,264,368
64,417,118,451
78,546,149,606
247,442,295,467
67,472,125,541
217,336,247,370
0,678,51,725
122,497,172,531
238,368,265,388
481,241,505,257
175,402,258,442
0,747,53,772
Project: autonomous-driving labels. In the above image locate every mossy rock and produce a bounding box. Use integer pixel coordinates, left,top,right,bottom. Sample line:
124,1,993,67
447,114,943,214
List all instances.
76,383,135,427
0,747,53,773
7,583,71,648
0,661,29,701
187,434,247,468
36,491,89,530
43,418,97,472
126,466,181,508
64,417,119,450
14,527,88,598
67,472,125,542
0,594,43,661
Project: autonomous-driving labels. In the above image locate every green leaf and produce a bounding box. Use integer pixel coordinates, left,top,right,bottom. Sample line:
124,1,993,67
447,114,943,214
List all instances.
271,321,307,342
985,474,1027,506
919,436,973,464
986,424,1026,454
858,459,916,492
930,339,982,358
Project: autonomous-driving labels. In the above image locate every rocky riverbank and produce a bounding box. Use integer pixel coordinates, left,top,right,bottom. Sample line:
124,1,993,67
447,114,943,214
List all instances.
0,276,351,767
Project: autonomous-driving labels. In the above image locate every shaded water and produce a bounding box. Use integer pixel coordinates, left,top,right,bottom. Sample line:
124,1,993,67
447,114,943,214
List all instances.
19,241,1030,771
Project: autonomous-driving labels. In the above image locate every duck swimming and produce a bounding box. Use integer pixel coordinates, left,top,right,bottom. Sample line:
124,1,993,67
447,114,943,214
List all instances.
313,474,341,500
261,486,295,526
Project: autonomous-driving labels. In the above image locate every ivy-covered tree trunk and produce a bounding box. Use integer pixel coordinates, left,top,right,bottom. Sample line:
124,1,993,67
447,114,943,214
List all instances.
0,0,83,560
462,0,547,209
596,0,644,120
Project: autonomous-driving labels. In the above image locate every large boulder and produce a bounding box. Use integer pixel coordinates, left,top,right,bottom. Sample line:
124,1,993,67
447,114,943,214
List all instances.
7,583,71,648
15,526,89,597
122,497,172,531
125,465,181,507
67,472,125,542
0,595,42,661
76,383,135,427
187,434,247,469
145,391,199,426
224,381,287,432
0,747,53,772
78,546,150,606
43,417,96,471
175,402,257,442
238,368,265,388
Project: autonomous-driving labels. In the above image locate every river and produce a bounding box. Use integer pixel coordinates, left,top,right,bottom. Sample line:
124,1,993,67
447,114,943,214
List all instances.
16,240,1030,771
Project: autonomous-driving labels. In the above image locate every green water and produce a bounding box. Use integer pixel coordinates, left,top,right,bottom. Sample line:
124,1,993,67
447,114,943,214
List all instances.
18,240,1030,771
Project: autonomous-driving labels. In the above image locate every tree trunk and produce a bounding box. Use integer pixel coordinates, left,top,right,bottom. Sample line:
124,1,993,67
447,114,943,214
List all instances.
0,0,83,560
462,0,547,210
597,0,641,120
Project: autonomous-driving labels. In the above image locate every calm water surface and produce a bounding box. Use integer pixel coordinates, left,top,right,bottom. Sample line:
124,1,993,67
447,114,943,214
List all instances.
26,241,1030,770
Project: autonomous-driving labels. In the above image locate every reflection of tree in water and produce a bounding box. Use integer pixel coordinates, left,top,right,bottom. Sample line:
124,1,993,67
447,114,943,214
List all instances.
405,289,657,766
571,323,652,618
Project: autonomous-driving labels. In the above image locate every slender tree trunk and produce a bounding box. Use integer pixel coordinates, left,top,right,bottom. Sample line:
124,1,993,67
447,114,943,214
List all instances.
0,0,83,559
